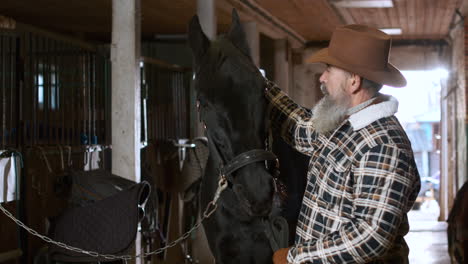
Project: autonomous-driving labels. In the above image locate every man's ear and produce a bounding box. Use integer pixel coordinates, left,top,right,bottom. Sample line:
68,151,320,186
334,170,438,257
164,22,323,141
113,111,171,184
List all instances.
348,74,362,94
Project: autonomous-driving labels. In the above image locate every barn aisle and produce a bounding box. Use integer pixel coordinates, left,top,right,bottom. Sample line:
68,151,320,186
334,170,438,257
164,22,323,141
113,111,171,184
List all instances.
407,200,450,264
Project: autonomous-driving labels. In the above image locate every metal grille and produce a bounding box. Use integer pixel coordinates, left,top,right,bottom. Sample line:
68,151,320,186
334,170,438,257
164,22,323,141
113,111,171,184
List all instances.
0,29,110,148
1,30,192,148
0,30,18,148
141,57,191,142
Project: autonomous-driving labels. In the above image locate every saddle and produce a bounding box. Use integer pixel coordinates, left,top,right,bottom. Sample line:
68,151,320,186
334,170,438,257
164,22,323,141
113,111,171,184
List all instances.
180,137,209,201
49,170,150,262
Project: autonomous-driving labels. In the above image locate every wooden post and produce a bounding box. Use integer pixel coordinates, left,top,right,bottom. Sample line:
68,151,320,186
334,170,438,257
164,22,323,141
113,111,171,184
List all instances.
111,0,141,182
111,0,142,261
197,0,217,40
274,39,290,93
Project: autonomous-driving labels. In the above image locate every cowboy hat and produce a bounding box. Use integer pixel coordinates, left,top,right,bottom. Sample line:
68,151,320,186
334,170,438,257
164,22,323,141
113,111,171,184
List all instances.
306,24,406,88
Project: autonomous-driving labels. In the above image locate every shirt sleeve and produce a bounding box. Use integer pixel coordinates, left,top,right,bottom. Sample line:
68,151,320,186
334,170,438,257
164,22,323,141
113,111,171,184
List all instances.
287,144,421,263
265,83,321,156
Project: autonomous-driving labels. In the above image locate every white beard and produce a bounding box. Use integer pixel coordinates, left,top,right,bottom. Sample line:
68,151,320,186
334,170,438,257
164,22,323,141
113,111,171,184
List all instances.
311,95,349,134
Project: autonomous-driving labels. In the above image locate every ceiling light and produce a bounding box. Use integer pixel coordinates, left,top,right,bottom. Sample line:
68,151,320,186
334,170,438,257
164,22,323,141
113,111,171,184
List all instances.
332,0,394,8
379,28,402,35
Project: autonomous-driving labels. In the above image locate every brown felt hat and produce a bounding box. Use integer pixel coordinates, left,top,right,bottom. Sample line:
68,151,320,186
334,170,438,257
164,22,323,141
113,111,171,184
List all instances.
306,24,406,88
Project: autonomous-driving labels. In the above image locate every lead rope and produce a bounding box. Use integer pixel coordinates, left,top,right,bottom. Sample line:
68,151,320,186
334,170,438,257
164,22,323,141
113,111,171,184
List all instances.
0,165,228,261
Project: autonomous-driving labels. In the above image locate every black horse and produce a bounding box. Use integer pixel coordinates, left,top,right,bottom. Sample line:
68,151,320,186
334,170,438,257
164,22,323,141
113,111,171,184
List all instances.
188,10,290,264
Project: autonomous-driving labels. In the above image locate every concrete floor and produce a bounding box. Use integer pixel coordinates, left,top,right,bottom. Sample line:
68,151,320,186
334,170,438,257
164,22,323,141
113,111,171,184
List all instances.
407,200,451,264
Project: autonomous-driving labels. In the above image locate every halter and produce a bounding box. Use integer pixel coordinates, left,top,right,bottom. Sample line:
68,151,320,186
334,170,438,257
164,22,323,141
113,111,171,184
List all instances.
207,130,279,187
219,149,278,182
197,99,280,195
197,89,288,252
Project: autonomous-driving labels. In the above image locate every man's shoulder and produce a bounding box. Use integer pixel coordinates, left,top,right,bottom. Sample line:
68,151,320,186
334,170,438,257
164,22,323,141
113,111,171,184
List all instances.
353,115,413,152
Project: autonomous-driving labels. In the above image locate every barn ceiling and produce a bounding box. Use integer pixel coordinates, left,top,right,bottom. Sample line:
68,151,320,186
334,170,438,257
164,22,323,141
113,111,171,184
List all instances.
0,0,465,44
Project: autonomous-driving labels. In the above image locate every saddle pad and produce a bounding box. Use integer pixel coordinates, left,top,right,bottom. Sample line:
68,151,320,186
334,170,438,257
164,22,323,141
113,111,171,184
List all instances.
67,170,137,207
49,181,150,262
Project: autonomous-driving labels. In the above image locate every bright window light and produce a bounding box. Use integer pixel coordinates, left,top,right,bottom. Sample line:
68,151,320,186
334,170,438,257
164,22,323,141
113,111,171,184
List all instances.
381,70,445,124
436,68,448,80
379,28,402,35
332,0,394,8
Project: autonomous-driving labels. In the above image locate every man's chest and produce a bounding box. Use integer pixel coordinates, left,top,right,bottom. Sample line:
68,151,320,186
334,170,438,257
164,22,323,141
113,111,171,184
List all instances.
306,134,356,204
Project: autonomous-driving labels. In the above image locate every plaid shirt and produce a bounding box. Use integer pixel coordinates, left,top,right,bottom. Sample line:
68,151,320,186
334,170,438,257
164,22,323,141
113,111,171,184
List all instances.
266,84,420,264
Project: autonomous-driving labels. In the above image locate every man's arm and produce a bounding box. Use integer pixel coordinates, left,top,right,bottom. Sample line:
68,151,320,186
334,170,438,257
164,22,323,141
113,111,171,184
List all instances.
287,144,420,263
265,82,321,156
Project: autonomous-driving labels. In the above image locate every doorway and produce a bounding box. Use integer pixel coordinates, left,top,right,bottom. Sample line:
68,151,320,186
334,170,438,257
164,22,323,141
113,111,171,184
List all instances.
381,69,449,264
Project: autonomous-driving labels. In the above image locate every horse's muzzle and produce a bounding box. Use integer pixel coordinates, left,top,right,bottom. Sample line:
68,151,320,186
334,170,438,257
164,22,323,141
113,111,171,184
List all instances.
233,184,273,217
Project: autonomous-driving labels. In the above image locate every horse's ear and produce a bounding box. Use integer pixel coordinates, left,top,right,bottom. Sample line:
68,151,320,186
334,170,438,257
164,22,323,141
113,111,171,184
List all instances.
227,9,252,59
188,15,210,64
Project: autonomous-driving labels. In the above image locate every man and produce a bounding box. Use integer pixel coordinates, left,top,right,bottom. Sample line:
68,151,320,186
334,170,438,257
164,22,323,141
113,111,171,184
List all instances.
268,24,421,263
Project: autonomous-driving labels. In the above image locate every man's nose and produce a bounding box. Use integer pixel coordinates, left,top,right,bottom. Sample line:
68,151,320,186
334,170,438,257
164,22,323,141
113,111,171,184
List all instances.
319,71,327,83
319,71,326,83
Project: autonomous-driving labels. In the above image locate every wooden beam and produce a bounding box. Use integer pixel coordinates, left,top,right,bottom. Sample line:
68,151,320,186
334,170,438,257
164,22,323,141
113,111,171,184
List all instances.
141,56,189,72
431,0,444,39
333,7,356,25
406,0,416,35
218,0,306,48
391,38,448,46
322,0,348,25
394,0,405,35
15,22,97,52
415,0,424,37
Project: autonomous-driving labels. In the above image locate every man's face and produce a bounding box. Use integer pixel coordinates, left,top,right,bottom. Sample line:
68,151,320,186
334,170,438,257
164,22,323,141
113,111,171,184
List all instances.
311,65,352,134
319,65,351,108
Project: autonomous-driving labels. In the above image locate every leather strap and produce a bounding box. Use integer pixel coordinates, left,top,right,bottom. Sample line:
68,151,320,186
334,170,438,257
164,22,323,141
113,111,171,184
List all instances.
263,215,289,251
204,124,278,183
220,149,277,179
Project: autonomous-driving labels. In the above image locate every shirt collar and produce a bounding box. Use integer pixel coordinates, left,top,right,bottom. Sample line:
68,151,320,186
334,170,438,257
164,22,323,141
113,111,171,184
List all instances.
348,94,399,131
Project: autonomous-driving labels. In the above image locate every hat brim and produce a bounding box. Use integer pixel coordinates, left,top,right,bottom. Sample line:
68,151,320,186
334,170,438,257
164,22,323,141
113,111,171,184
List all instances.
306,48,407,88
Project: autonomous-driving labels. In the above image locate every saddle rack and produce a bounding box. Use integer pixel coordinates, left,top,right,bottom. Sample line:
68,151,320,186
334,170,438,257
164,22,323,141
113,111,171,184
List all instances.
172,139,196,171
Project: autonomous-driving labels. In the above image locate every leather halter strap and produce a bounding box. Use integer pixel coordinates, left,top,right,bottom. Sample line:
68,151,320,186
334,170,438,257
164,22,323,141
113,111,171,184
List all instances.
197,97,279,187
220,149,277,181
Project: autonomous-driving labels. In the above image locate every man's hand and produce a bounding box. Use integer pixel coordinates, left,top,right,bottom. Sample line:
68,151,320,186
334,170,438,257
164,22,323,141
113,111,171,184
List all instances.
273,247,290,264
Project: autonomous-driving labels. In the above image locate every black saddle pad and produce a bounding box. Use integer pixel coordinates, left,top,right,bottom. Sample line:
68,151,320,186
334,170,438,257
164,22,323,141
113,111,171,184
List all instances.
49,170,150,262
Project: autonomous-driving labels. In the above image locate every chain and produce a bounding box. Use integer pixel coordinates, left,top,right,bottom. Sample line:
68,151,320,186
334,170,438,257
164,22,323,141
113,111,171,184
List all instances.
0,176,228,261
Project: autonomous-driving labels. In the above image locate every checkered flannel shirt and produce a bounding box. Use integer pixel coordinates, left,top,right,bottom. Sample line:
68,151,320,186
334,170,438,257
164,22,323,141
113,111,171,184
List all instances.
266,84,421,264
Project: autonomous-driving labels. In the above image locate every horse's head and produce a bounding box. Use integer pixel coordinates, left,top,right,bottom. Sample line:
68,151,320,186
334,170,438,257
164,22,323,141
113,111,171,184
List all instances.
188,10,276,217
